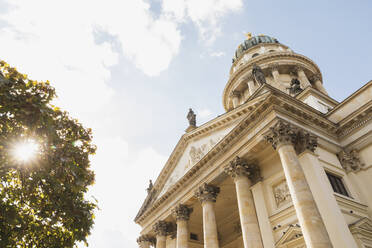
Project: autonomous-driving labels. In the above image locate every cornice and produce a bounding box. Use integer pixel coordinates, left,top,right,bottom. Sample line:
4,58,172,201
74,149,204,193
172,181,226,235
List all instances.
223,52,323,110
134,95,267,222
135,87,343,224
296,87,339,107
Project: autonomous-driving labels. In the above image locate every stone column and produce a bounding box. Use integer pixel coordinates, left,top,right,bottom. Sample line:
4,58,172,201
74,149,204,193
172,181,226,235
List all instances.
224,156,263,248
251,182,275,248
264,120,333,248
153,221,170,248
269,63,280,83
231,90,241,108
310,74,328,95
293,66,311,88
173,204,193,248
137,235,155,248
195,183,220,248
246,74,257,96
299,151,358,248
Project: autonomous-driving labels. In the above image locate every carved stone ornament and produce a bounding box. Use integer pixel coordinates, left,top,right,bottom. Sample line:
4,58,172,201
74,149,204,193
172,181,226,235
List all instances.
224,156,262,184
230,90,241,97
153,220,170,236
187,108,196,127
264,120,317,154
195,183,220,203
252,63,266,85
273,180,292,207
337,149,364,172
137,235,156,246
173,204,193,221
146,180,153,194
309,73,321,83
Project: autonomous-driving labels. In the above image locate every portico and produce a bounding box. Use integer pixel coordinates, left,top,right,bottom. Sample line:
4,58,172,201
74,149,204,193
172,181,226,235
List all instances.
135,34,372,248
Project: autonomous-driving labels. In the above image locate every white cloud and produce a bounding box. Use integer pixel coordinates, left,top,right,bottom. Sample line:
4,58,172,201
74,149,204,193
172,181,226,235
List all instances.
0,0,242,247
210,51,225,57
198,108,213,120
163,0,243,43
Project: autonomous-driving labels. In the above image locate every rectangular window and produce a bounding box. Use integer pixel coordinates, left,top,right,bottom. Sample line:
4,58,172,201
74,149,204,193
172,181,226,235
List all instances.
190,233,198,241
326,172,349,197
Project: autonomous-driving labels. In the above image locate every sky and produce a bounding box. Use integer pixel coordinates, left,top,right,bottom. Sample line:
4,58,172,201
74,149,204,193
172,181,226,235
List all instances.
0,0,371,247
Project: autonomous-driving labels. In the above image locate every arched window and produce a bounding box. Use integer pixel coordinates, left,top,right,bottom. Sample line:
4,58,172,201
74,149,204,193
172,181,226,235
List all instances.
252,53,259,58
269,49,275,52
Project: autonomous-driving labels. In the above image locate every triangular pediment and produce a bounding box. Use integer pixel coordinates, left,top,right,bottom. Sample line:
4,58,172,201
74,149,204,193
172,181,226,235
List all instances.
157,123,237,197
349,217,372,236
276,225,304,248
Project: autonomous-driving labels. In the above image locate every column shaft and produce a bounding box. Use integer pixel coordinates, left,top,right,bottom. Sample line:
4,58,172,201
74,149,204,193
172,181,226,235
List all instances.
297,69,311,88
277,144,332,248
251,182,275,248
249,80,259,95
202,201,219,248
314,80,328,95
235,176,263,248
156,235,167,248
177,220,188,248
299,151,357,248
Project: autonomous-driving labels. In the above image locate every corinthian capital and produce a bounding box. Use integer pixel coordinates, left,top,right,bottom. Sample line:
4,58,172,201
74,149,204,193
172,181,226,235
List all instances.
173,204,193,221
195,183,220,203
269,63,280,72
337,150,364,172
264,121,296,150
137,235,155,246
264,120,318,154
224,156,262,183
153,220,169,236
310,73,321,82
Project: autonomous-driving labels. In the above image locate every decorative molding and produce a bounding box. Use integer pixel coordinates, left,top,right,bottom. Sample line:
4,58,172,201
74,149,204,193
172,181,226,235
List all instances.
264,120,317,154
195,183,220,203
137,235,156,246
172,204,193,221
337,149,364,172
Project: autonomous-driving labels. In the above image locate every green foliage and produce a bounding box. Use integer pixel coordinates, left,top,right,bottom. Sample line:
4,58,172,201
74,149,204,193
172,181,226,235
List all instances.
0,61,97,247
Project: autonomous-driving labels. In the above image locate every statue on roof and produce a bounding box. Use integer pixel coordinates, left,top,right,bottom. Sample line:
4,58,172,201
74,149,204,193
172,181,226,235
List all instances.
187,108,196,127
252,64,266,85
288,78,303,95
146,180,153,194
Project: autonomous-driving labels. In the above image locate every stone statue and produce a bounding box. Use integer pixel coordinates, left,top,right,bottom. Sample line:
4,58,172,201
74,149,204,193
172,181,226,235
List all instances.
187,108,196,127
288,78,303,95
146,180,153,194
252,64,266,85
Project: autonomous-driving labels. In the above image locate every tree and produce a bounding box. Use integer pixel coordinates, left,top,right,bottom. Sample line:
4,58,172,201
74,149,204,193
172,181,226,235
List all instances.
0,61,97,248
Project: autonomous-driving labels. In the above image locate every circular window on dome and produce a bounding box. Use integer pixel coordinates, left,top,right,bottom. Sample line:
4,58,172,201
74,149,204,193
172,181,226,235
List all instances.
252,53,259,58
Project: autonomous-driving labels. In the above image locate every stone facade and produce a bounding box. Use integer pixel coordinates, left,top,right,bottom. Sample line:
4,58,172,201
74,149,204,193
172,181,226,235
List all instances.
135,34,372,248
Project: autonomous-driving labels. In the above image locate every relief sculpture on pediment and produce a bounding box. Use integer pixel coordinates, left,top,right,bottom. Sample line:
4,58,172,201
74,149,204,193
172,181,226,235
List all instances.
188,139,218,169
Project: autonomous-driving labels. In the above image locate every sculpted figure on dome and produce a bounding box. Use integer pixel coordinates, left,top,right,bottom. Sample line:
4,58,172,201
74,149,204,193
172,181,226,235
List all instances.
252,64,266,85
187,108,196,127
288,78,303,95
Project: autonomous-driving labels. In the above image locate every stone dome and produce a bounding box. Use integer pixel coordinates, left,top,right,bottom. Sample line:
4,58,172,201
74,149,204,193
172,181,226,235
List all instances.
232,35,279,63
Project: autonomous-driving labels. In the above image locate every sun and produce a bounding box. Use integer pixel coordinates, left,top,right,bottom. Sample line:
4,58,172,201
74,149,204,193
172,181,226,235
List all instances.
12,139,39,162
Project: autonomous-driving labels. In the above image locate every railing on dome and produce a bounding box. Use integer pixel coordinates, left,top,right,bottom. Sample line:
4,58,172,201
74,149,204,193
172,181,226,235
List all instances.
232,36,279,63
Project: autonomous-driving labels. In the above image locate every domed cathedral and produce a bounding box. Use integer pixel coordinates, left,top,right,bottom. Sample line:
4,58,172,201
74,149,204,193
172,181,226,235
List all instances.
135,34,372,248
